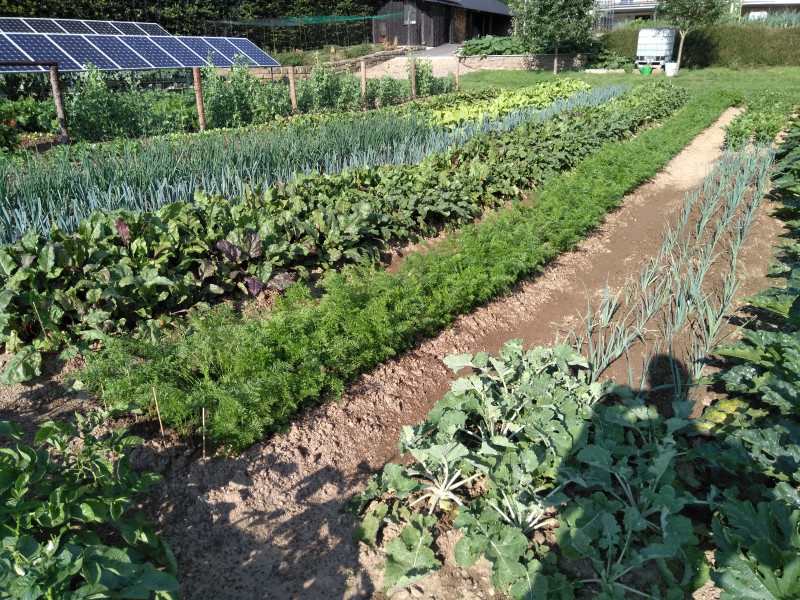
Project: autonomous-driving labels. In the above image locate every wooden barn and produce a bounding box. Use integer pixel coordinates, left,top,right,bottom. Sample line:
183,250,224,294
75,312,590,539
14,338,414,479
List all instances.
373,0,512,47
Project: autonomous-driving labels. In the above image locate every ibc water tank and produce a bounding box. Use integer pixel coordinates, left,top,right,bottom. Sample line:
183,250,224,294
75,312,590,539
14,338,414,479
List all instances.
636,28,676,66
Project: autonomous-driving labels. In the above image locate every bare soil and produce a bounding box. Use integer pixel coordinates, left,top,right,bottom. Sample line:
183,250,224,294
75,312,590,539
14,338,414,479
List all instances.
0,108,788,600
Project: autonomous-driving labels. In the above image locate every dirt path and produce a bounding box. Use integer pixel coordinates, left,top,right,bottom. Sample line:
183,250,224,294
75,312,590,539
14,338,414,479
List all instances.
0,109,787,599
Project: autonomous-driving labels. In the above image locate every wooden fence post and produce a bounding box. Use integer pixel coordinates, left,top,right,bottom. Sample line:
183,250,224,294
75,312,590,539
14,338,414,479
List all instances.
410,57,416,100
360,59,367,110
288,67,298,114
192,67,206,131
49,65,69,144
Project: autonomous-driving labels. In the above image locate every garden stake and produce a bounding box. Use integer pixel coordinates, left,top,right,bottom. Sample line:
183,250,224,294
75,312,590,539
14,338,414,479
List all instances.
152,387,164,437
288,67,298,114
360,59,367,109
192,67,206,131
202,407,206,459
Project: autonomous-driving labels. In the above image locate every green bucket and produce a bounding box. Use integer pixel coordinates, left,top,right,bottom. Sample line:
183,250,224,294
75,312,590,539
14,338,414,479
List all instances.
640,65,653,76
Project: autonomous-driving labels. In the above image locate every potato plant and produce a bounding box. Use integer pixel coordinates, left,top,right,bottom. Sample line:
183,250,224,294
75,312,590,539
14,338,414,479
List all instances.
0,408,178,599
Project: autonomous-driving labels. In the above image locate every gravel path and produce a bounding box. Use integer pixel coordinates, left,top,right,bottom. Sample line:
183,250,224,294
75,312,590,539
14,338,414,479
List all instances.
366,55,477,79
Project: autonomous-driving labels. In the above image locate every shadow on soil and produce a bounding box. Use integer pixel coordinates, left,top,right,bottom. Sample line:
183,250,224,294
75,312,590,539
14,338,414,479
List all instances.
125,427,378,600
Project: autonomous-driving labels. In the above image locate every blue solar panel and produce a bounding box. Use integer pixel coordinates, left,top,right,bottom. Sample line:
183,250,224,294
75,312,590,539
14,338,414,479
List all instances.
228,38,280,67
0,34,35,62
203,38,242,63
87,36,152,69
122,36,181,68
115,22,147,36
137,23,169,36
50,35,119,70
6,33,81,69
26,19,67,34
177,37,232,66
151,37,207,67
85,22,123,35
55,20,94,35
0,19,34,33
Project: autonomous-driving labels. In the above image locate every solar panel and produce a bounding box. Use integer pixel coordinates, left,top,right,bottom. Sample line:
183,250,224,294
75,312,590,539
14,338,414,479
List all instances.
203,38,242,63
0,21,280,73
87,36,152,69
0,19,34,33
0,34,44,71
115,22,148,36
55,20,94,35
228,38,280,67
6,33,81,69
177,37,232,66
138,23,170,36
84,21,123,35
50,35,119,70
122,36,181,68
26,19,67,34
151,37,207,67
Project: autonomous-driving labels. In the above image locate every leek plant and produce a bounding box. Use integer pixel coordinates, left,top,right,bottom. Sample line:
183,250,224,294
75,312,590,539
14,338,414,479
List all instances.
0,85,627,244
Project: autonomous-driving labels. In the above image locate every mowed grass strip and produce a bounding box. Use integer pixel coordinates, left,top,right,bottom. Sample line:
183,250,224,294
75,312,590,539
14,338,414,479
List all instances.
83,91,735,451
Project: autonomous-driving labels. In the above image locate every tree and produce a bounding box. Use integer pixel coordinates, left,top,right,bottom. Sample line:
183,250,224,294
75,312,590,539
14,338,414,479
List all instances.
656,0,728,71
509,0,595,75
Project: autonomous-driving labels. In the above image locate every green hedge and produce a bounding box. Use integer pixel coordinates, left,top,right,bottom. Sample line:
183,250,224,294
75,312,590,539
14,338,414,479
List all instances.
602,25,800,67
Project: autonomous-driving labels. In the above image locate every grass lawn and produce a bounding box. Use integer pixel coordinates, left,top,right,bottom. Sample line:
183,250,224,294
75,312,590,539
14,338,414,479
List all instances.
460,66,800,97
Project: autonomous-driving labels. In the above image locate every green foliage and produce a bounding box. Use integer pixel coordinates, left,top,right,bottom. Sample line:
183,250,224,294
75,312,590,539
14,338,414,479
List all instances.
508,0,595,71
724,91,795,147
0,408,178,599
0,81,602,388
79,84,712,451
656,0,728,33
459,35,527,57
602,25,800,68
66,66,197,142
431,79,588,127
351,342,703,598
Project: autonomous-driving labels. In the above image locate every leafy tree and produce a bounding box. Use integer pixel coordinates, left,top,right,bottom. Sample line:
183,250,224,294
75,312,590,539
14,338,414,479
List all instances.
509,0,595,75
656,0,728,70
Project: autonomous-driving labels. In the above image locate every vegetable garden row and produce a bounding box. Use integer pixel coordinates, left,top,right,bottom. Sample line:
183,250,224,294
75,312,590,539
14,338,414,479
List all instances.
349,115,800,598
0,72,797,599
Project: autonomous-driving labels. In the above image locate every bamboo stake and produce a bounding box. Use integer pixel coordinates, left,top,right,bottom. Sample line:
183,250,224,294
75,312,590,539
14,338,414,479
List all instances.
288,67,299,114
360,58,367,109
192,67,206,131
152,387,165,437
455,55,460,92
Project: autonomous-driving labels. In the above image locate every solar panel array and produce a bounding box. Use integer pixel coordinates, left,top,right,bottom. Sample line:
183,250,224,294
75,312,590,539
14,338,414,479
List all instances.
0,17,280,73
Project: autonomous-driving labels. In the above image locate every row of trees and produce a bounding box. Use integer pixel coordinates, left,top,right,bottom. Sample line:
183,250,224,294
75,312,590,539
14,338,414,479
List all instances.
0,0,380,37
507,0,729,73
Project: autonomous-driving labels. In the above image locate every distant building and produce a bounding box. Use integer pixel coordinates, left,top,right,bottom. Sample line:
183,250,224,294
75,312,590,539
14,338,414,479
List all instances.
605,0,800,28
372,0,512,47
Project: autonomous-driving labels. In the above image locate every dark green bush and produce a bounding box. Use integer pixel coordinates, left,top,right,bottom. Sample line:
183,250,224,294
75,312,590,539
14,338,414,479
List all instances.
602,25,800,67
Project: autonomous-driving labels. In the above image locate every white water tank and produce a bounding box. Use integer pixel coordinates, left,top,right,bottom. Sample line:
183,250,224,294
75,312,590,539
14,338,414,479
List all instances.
636,28,676,66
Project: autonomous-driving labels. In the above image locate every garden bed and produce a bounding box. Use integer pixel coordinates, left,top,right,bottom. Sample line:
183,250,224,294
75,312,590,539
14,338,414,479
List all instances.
1,106,787,599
